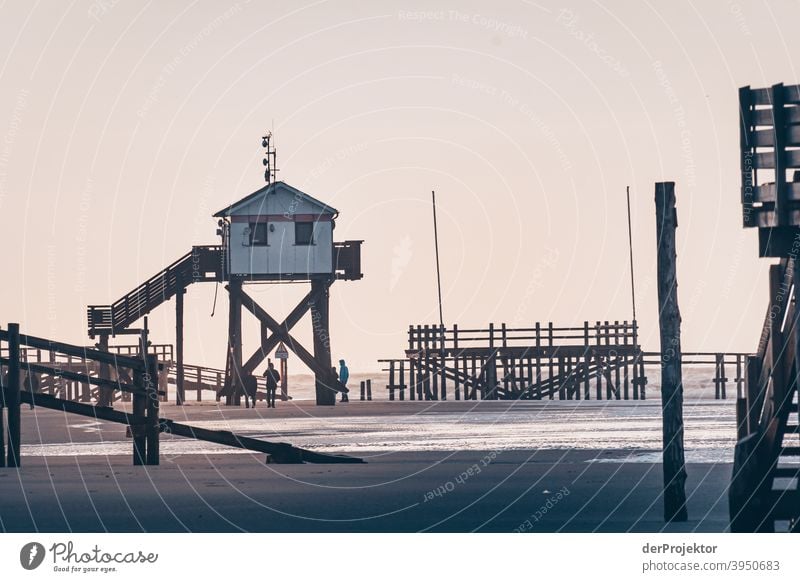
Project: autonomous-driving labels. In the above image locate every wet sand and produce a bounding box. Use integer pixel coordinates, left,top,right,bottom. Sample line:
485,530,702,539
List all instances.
0,401,733,532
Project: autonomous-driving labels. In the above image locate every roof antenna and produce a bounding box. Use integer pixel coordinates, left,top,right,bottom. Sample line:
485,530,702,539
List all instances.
262,131,278,184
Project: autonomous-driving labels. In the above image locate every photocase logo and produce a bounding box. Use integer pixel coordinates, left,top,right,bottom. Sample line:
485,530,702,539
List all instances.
20,542,46,570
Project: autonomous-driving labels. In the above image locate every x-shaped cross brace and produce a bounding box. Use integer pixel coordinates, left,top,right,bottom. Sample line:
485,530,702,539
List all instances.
235,285,348,394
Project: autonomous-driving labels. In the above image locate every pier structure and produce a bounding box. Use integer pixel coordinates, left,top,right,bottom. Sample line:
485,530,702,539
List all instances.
730,83,800,532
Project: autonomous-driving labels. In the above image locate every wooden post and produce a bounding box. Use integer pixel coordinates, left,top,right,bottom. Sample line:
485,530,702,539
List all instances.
639,356,647,400
485,356,497,400
280,358,288,401
97,333,112,407
409,356,416,401
440,326,447,401
388,360,396,401
595,321,603,400
655,181,688,522
735,354,744,405
399,360,405,401
225,279,244,406
6,323,21,467
548,322,554,400
535,322,542,400
468,357,475,400
310,279,336,406
360,381,366,401
0,357,5,468
367,379,372,401
583,321,591,400
453,324,460,400
745,355,761,435
132,366,147,466
145,354,160,465
431,353,439,400
623,321,630,400
175,281,185,406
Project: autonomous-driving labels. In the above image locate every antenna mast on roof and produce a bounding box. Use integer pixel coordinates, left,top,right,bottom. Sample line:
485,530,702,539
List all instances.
262,132,278,184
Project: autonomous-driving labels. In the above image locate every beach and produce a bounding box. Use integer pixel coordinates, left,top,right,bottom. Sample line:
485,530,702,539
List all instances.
0,379,736,532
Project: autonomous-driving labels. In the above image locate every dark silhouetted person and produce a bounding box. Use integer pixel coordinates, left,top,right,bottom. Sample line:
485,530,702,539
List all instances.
263,359,280,408
338,359,349,402
244,375,258,408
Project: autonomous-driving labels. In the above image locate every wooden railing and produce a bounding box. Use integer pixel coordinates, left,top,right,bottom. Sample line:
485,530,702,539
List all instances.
641,352,751,399
407,320,638,353
88,246,223,334
0,323,362,466
730,258,800,531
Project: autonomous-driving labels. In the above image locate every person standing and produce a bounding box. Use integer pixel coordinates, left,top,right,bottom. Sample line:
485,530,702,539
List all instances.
338,359,349,403
263,359,280,408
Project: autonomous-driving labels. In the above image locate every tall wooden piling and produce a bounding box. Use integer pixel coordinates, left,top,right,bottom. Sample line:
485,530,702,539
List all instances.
0,363,5,468
175,279,186,406
399,360,406,401
97,333,112,407
6,323,21,467
388,361,396,401
132,367,147,466
310,279,336,406
654,181,688,522
145,354,160,465
226,280,244,406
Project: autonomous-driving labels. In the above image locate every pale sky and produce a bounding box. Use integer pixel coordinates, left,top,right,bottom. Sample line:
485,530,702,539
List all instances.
1,0,795,373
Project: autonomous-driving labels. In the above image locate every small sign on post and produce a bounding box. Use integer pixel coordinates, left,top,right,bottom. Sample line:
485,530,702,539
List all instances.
275,342,289,360
275,342,289,401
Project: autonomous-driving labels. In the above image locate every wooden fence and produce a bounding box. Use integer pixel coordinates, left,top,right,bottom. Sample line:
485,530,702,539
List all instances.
0,323,362,466
380,321,645,401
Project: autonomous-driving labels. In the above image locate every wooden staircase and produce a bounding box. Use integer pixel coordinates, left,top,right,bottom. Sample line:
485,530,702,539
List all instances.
87,246,223,336
730,258,800,531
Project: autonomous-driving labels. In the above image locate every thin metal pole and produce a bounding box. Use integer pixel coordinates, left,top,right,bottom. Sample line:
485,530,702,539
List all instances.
432,190,444,328
626,186,638,339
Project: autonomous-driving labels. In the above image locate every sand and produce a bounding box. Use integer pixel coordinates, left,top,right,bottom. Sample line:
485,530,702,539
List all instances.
0,400,734,532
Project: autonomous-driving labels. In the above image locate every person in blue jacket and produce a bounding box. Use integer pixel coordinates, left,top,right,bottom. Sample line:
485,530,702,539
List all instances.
338,359,349,403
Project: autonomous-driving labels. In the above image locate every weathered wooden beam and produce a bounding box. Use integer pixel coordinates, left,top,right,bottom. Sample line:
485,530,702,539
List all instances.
175,281,185,406
240,286,318,375
132,365,147,466
0,359,5,467
654,181,688,522
0,330,144,370
6,323,21,467
223,280,244,405
238,285,348,394
160,420,363,464
145,354,160,465
20,391,147,425
97,334,112,407
0,359,146,396
310,278,336,406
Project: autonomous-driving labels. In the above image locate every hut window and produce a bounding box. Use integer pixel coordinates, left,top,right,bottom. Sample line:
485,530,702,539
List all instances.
249,222,268,246
295,221,314,245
